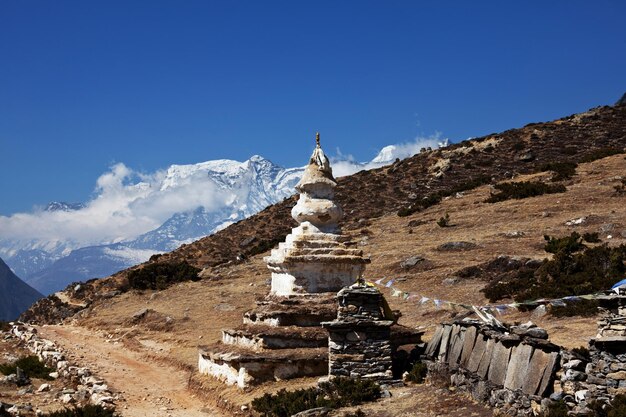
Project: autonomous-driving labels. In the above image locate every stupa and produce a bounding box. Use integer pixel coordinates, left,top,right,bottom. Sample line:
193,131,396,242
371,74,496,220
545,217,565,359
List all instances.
266,133,370,295
198,135,421,388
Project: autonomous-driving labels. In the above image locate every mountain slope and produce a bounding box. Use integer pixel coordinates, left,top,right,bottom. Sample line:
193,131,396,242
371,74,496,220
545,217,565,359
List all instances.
20,103,626,325
0,257,43,321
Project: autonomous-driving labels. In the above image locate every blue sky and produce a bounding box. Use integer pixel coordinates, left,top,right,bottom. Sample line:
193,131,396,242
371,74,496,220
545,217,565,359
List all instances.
1,1,625,215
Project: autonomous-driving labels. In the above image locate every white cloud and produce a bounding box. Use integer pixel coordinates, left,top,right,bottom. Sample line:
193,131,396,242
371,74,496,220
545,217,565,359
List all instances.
0,162,233,251
331,133,448,177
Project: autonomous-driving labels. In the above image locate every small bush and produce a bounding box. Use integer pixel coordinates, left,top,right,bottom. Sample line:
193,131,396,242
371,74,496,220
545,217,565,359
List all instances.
544,232,585,254
0,321,10,332
511,141,525,151
486,181,566,203
614,179,626,195
580,148,623,163
0,356,54,380
248,237,286,257
583,232,601,243
251,377,381,417
540,162,578,181
437,213,450,228
127,261,201,291
42,405,118,417
406,362,428,383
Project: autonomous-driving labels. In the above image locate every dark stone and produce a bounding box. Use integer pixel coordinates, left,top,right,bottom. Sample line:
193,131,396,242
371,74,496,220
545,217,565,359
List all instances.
437,241,477,251
400,256,425,269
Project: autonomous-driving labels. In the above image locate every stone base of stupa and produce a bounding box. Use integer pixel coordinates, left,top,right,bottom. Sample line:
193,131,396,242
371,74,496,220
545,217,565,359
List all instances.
198,293,335,388
198,293,425,388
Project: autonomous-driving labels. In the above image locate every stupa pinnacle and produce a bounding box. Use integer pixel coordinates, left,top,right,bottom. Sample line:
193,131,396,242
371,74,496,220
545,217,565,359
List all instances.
265,133,370,295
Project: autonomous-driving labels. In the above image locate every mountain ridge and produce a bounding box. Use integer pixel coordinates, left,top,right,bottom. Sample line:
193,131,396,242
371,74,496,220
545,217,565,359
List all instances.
0,257,43,321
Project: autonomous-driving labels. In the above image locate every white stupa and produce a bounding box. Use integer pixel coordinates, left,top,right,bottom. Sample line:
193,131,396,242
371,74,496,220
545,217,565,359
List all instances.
265,133,370,295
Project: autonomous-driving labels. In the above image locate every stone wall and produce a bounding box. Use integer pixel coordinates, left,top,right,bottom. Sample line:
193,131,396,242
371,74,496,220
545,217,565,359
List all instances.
8,323,118,409
424,320,560,416
552,298,626,415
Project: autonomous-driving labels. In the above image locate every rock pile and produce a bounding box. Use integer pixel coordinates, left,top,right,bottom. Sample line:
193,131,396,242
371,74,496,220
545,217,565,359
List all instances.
552,293,626,415
7,323,119,410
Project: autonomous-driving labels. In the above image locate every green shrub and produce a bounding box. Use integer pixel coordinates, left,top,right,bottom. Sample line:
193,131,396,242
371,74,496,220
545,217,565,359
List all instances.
0,321,10,332
437,213,450,228
614,179,626,195
583,232,601,243
42,405,118,417
0,355,54,380
127,261,201,291
486,181,566,203
580,148,623,163
544,232,585,254
482,235,626,317
251,377,381,417
406,362,428,383
248,237,285,257
540,162,578,181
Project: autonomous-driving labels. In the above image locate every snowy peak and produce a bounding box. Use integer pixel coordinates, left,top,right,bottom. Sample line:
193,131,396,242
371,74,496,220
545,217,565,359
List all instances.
45,202,85,212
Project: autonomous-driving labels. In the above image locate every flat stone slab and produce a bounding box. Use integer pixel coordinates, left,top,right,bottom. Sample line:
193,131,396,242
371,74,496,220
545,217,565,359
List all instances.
504,343,534,391
460,326,478,368
447,325,465,367
425,326,444,358
537,352,560,397
488,341,511,386
467,333,487,373
438,325,453,362
522,348,553,396
477,338,495,379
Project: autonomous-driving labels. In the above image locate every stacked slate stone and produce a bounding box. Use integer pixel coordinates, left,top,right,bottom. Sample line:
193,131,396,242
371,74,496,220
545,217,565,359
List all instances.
322,285,395,381
558,293,626,414
424,319,560,417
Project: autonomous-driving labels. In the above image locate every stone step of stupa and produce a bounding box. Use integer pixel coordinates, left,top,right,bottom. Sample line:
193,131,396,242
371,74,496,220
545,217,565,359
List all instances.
222,324,328,350
244,294,337,327
198,344,328,388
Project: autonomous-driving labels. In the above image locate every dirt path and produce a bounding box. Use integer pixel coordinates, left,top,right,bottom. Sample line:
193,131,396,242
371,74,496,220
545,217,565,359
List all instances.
38,325,221,417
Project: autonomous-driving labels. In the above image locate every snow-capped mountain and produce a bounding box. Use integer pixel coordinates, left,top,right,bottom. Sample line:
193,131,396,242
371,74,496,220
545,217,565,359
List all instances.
45,202,86,212
1,155,303,294
1,139,446,295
